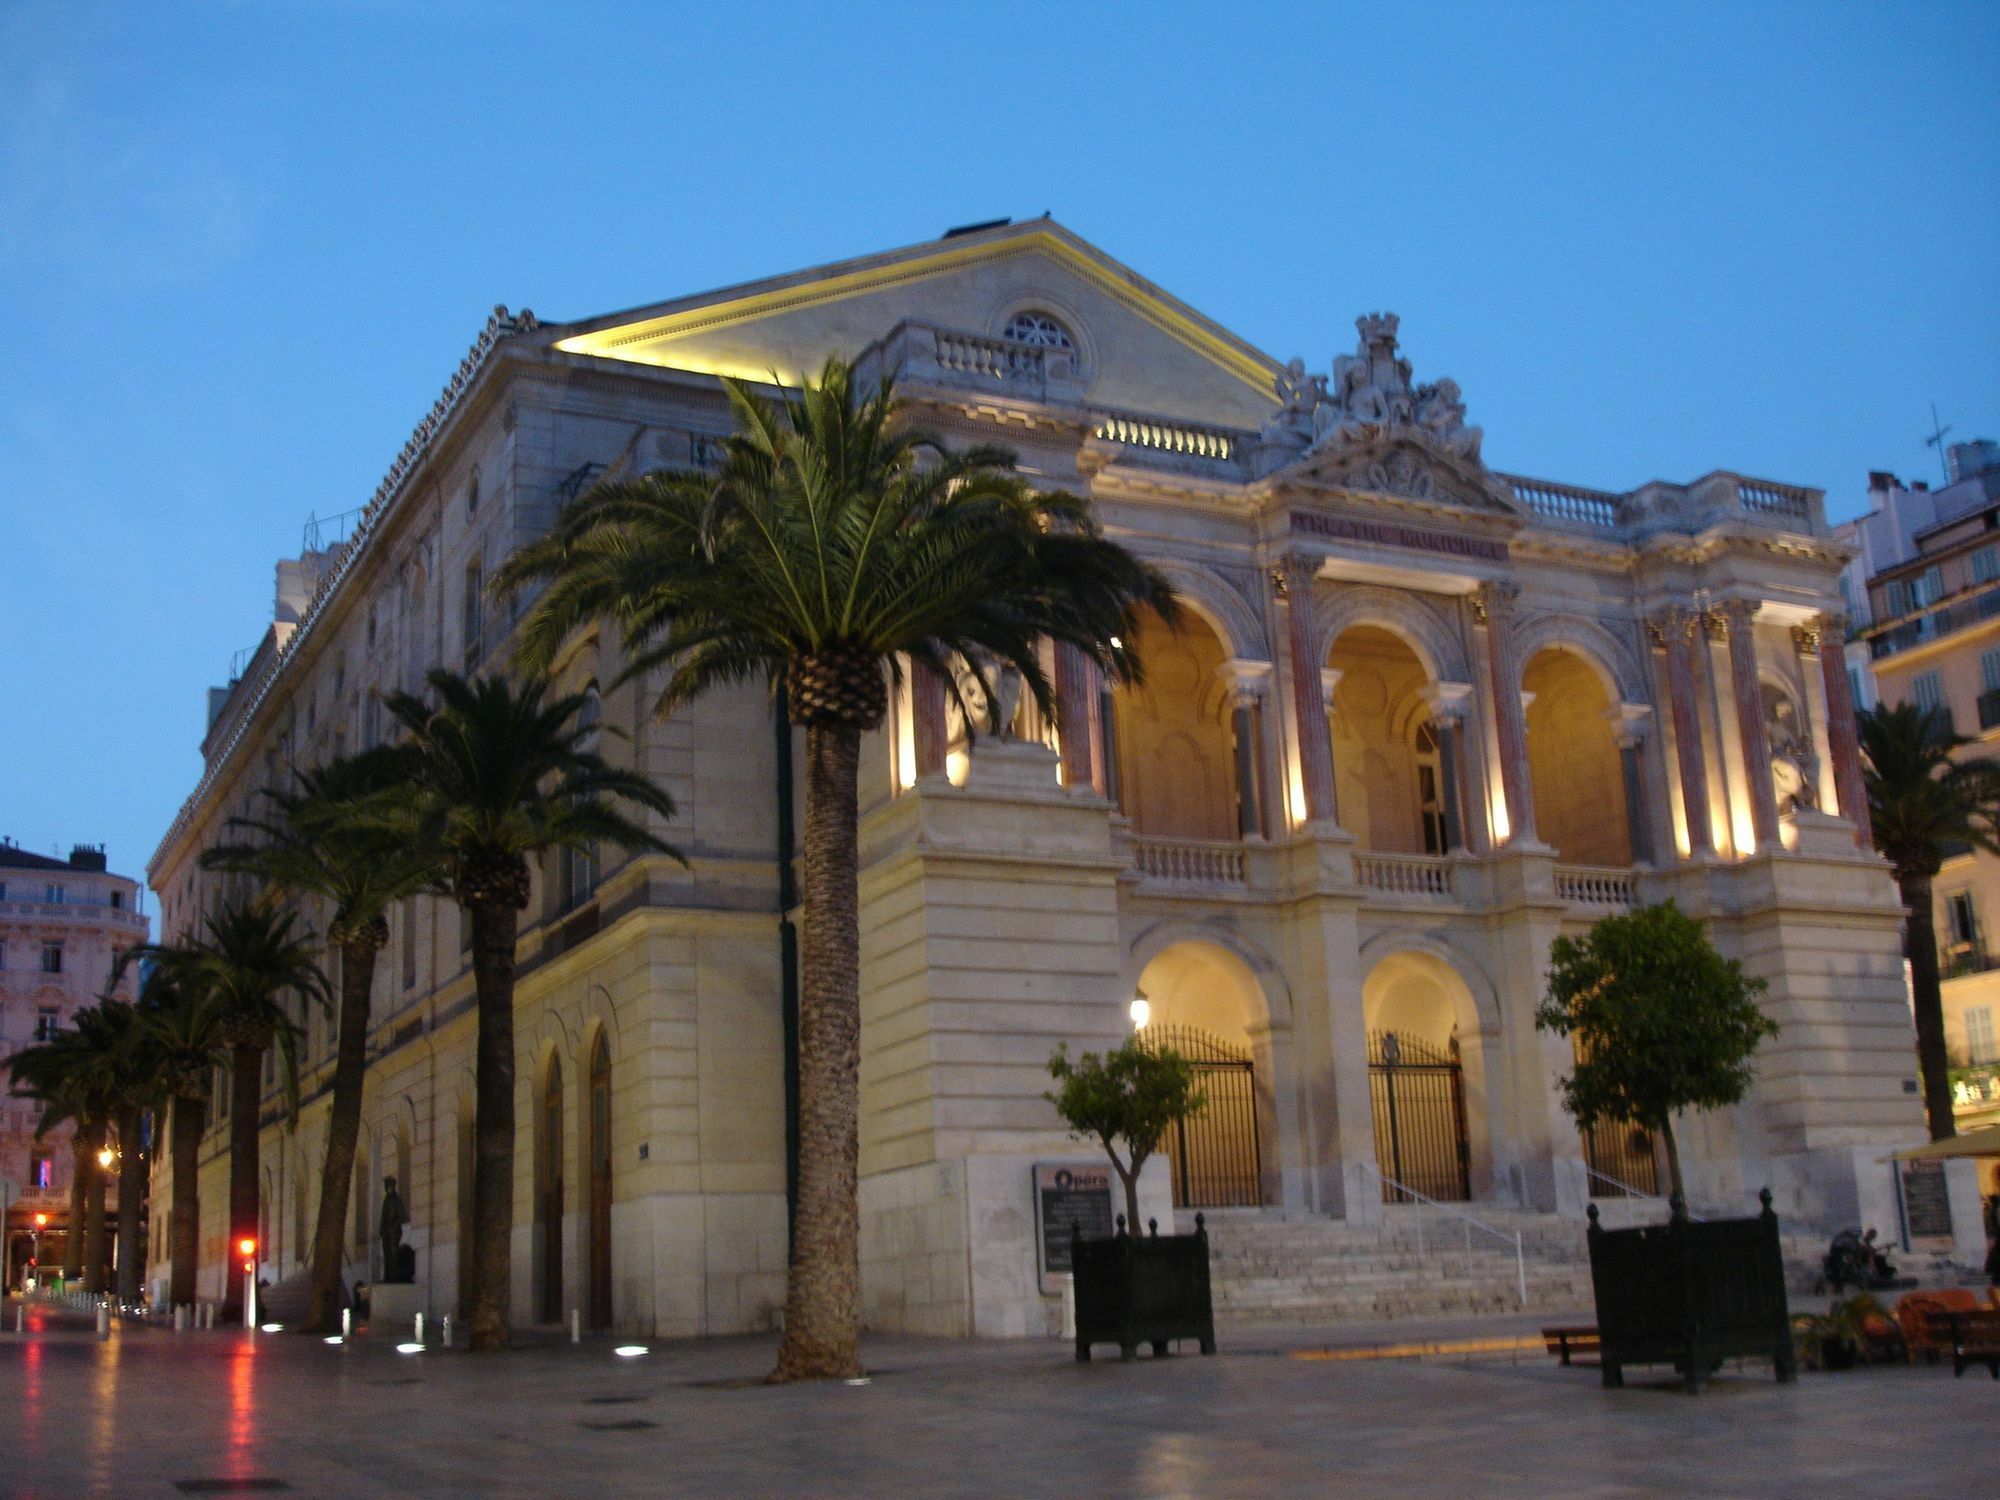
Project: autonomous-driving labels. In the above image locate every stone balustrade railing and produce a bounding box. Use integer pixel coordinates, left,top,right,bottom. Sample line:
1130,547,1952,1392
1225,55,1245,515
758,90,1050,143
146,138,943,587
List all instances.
1555,865,1638,908
1504,476,1622,529
0,899,147,928
1090,408,1242,464
1353,852,1453,899
1127,834,1249,887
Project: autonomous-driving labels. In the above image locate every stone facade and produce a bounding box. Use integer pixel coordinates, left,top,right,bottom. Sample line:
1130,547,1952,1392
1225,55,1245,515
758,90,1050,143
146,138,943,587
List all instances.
146,220,1922,1336
1,842,146,1284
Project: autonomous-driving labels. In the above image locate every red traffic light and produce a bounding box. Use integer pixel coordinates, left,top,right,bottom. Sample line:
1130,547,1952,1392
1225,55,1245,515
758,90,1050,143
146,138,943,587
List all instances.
238,1236,257,1258
32,1212,47,1227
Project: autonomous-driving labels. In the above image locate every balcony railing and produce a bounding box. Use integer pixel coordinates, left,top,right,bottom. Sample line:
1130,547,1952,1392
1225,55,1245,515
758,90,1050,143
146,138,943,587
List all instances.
1090,408,1242,465
0,898,145,928
1127,834,1248,887
1556,866,1638,909
1353,852,1452,899
1942,943,2000,980
1505,477,1622,529
1866,580,2000,660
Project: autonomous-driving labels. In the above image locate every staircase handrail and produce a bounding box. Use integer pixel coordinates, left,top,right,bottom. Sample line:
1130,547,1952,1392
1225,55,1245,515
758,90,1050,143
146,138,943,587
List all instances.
1575,1161,1705,1221
1357,1161,1527,1308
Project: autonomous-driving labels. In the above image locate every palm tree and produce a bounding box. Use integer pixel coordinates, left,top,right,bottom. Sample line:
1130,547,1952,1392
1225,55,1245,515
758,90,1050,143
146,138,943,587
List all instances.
202,750,440,1332
138,902,329,1313
382,668,678,1351
6,1003,121,1290
126,962,228,1310
498,357,1175,1380
1859,700,2000,1140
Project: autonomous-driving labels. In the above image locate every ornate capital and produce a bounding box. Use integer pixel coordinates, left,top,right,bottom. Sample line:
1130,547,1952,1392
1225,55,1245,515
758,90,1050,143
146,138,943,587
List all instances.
1605,702,1653,749
1790,622,1822,660
1424,681,1474,725
1274,551,1320,602
1702,608,1731,644
1473,580,1518,627
1320,666,1345,703
1216,658,1274,709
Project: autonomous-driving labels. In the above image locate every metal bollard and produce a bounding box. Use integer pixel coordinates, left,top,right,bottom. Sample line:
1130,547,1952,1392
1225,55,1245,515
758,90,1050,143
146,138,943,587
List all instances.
341,1307,352,1340
97,1300,110,1340
570,1309,580,1344
14,1303,24,1333
414,1312,425,1344
440,1314,452,1347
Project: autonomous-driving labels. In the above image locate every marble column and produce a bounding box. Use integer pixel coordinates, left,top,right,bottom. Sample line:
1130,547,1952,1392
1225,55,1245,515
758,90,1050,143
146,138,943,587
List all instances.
1424,682,1475,853
1721,598,1781,849
1219,659,1275,838
1815,612,1874,850
912,663,949,780
1654,609,1714,857
1477,583,1536,843
1607,704,1655,865
1053,641,1103,793
1282,554,1338,825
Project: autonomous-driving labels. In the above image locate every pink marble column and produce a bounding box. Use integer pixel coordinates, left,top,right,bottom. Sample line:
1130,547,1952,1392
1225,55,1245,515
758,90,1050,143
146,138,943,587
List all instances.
1721,599,1781,848
1816,613,1874,849
1656,609,1715,857
1054,641,1103,793
1283,554,1338,824
1478,583,1536,843
911,664,949,780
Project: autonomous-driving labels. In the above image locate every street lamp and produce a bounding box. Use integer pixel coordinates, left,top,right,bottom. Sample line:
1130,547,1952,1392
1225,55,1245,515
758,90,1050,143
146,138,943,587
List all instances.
96,1146,115,1170
29,1212,47,1290
1129,991,1151,1031
240,1240,260,1336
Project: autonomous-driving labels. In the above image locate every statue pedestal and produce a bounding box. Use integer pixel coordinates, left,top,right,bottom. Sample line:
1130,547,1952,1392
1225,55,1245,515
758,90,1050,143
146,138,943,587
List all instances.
368,1280,428,1334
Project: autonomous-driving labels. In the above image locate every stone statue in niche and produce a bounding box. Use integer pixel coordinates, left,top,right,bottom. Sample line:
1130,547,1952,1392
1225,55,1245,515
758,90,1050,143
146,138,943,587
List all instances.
1766,691,1820,813
379,1175,414,1283
954,652,1023,740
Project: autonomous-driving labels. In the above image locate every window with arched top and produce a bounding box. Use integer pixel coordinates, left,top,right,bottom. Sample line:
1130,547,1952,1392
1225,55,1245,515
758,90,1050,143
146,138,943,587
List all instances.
1002,311,1074,349
562,683,603,910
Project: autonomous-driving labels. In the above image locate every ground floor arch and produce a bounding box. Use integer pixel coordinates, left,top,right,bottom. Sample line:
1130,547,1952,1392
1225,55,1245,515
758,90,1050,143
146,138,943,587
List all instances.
1361,947,1499,1204
1133,938,1284,1209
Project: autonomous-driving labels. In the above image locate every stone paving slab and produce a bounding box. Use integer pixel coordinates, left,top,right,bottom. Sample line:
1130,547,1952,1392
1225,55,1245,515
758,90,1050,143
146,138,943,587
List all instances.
0,1299,1992,1498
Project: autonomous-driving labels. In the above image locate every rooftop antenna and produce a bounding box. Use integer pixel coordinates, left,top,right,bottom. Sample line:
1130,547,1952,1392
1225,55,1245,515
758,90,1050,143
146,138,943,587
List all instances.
1925,403,1953,485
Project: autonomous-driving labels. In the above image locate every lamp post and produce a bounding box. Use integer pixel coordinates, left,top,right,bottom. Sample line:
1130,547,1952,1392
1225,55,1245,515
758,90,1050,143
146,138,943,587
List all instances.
239,1237,258,1330
30,1212,47,1291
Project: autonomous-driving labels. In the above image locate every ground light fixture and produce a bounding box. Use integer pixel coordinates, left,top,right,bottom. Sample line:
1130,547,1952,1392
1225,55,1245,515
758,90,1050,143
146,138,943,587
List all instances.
260,1323,283,1333
322,1336,343,1346
613,1345,648,1357
395,1342,424,1355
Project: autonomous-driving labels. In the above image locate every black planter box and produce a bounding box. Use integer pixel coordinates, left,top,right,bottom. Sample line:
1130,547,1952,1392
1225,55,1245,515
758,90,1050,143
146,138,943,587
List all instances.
1071,1214,1217,1362
1586,1188,1796,1392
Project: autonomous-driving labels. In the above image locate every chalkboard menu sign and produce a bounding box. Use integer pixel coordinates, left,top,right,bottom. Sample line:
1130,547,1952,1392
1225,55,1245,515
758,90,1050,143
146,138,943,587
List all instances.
1033,1161,1116,1294
1901,1160,1954,1241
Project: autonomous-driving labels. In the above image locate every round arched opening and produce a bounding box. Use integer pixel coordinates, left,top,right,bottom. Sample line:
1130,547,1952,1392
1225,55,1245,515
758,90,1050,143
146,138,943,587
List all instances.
1328,626,1440,854
1361,949,1495,1204
1132,940,1278,1208
1110,609,1243,839
1523,647,1631,866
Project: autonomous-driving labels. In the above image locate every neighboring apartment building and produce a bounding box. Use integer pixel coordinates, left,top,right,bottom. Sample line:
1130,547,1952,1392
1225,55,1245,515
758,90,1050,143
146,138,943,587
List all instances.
1857,437,2000,1171
148,220,1920,1337
0,841,147,1287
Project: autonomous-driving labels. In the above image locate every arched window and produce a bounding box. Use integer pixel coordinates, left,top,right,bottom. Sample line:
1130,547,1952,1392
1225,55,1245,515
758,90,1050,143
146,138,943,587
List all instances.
1002,311,1074,349
1414,722,1446,855
466,466,481,516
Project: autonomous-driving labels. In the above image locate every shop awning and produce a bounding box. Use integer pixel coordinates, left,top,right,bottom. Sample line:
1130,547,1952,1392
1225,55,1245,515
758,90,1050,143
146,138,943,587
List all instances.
1886,1124,2000,1162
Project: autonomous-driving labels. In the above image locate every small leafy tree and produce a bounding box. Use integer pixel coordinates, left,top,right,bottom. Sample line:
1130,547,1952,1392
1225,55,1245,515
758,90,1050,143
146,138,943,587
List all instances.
1538,901,1776,1211
1046,1040,1203,1231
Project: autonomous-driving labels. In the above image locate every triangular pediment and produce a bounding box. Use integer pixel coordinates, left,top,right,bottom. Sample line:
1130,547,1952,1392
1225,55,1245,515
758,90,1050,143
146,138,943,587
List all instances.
1289,430,1524,516
548,220,1284,431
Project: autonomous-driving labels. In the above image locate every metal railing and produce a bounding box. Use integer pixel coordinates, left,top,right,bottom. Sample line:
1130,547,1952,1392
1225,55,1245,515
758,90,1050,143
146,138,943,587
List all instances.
1357,1161,1527,1308
1571,1160,1704,1221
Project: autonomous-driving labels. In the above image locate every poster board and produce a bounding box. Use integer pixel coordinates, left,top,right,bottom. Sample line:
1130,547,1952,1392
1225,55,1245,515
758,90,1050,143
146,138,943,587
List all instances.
1032,1161,1115,1295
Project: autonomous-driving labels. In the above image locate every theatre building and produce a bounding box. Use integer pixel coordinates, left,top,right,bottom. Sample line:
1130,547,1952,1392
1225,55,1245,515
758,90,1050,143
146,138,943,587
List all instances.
147,220,1922,1336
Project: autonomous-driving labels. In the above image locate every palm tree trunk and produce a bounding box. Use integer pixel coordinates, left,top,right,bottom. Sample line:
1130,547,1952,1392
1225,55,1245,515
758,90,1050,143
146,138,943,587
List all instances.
82,1122,109,1294
227,1043,264,1315
169,1092,204,1310
115,1106,145,1304
63,1138,92,1281
1900,871,1957,1140
772,722,864,1382
468,898,520,1352
306,934,380,1333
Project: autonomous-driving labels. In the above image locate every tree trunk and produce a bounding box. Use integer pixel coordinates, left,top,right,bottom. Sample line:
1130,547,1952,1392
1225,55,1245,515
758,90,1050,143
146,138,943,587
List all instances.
115,1106,145,1304
82,1122,108,1294
1659,1114,1686,1216
169,1093,204,1310
227,1043,264,1316
1115,1157,1141,1235
1900,871,1956,1141
772,723,864,1382
63,1135,93,1280
306,933,380,1333
468,897,520,1352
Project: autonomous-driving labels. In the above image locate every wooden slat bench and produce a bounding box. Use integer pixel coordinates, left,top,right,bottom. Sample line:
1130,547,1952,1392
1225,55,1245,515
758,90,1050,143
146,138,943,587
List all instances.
1543,1325,1601,1366
1944,1309,2000,1379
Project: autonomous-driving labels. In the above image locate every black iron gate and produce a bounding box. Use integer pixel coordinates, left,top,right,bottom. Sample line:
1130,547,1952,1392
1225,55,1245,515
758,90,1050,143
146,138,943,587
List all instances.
1368,1031,1470,1203
1582,1118,1660,1197
1140,1024,1262,1208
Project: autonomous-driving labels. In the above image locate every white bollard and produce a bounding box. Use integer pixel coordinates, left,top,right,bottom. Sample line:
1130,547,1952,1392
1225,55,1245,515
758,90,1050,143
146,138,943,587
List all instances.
440,1314,452,1347
96,1300,110,1340
570,1309,580,1344
414,1312,425,1344
341,1307,352,1340
15,1303,24,1333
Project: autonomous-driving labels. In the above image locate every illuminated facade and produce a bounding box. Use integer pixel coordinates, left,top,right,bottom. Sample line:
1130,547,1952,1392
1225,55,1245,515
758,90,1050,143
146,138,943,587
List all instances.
0,842,146,1285
147,221,1921,1335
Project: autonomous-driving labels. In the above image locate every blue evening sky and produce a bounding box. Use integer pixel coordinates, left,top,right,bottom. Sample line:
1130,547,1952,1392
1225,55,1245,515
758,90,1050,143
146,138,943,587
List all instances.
2,1,1996,910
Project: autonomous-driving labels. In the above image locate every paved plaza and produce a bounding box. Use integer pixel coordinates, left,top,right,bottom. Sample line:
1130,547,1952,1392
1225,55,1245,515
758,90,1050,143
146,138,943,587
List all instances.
0,1301,1993,1498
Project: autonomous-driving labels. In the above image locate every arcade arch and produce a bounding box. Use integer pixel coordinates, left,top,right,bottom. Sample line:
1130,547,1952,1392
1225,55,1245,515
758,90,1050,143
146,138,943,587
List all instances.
1522,646,1631,866
1360,947,1497,1203
1328,625,1442,854
1110,609,1242,840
